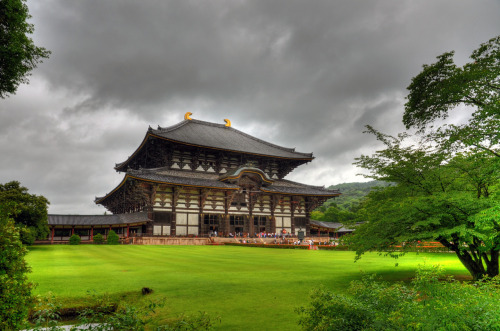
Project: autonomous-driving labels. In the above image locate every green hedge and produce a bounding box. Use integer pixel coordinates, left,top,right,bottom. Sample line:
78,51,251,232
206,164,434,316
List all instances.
223,243,352,250
69,234,81,245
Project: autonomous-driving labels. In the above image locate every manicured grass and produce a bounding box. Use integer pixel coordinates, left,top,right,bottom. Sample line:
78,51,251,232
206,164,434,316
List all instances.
26,245,469,330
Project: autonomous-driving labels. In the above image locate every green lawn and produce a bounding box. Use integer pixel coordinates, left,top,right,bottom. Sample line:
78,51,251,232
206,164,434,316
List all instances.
26,245,469,330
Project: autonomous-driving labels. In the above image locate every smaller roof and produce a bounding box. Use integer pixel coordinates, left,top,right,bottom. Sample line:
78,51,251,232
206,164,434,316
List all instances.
48,212,151,226
310,220,354,232
261,179,340,197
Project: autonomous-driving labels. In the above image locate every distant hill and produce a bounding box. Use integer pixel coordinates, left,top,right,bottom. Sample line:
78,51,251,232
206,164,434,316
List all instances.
325,180,392,211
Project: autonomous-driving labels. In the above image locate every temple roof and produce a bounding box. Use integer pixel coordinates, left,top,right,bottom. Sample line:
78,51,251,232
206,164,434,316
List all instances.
153,119,313,159
115,118,314,171
48,212,151,226
96,168,340,205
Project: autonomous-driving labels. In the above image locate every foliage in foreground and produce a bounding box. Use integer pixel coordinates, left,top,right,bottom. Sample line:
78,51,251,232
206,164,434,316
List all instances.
0,203,35,330
31,292,220,331
297,265,500,331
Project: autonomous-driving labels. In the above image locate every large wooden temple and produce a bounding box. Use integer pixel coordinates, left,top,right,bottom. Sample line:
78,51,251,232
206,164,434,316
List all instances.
96,113,340,237
46,114,341,242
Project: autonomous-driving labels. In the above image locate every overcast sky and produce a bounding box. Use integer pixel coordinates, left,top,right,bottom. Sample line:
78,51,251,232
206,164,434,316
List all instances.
1,0,499,214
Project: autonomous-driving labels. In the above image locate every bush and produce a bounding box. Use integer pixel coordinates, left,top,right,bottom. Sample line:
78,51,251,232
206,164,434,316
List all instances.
107,230,120,245
297,265,500,330
93,233,104,244
0,204,34,330
69,234,81,245
18,226,36,245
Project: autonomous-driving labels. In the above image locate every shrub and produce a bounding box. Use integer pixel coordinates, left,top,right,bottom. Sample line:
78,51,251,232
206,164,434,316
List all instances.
0,204,34,330
297,265,500,330
93,233,104,244
18,226,36,245
107,230,120,245
69,234,81,245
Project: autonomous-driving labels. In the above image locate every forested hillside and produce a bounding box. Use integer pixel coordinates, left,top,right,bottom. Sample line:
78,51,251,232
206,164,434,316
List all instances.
310,180,391,223
327,181,392,211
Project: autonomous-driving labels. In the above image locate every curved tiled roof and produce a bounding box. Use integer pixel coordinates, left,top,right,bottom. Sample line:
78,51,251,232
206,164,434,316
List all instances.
48,212,151,226
116,118,313,171
310,220,354,232
154,119,313,159
128,168,239,189
96,168,340,205
261,179,341,196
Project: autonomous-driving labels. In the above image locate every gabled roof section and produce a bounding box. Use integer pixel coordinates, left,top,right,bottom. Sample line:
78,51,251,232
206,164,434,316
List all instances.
219,166,274,186
115,118,314,171
48,212,151,226
260,179,341,197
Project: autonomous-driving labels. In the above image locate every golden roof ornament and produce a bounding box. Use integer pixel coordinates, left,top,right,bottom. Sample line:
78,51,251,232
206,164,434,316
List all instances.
224,118,231,127
184,112,193,120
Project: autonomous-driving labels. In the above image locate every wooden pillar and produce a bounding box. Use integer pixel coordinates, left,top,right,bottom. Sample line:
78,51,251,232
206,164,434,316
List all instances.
127,225,130,238
71,227,75,236
248,193,254,237
171,187,178,236
90,226,94,241
51,226,54,244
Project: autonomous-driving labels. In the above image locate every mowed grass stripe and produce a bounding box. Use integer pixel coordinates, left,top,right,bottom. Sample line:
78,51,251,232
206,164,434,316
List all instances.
26,245,468,330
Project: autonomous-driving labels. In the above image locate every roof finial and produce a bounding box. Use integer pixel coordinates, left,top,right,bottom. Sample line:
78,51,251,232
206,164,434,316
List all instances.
184,112,193,120
224,118,231,127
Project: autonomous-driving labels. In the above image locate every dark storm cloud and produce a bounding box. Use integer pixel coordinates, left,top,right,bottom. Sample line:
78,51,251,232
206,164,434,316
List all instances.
1,0,499,213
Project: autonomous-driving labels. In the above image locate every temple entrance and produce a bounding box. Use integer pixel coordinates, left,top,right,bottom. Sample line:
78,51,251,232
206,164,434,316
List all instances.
203,214,220,236
254,216,268,234
230,215,245,236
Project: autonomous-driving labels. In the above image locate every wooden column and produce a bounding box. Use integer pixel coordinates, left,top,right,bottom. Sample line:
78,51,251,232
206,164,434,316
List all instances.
171,187,179,236
248,193,254,237
127,225,130,238
71,227,75,236
51,226,54,244
90,226,94,241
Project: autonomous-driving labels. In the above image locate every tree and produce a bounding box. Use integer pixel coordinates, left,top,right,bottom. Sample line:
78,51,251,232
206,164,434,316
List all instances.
0,181,50,244
0,0,50,98
350,127,499,279
311,203,356,224
404,35,499,157
0,202,35,330
349,36,500,280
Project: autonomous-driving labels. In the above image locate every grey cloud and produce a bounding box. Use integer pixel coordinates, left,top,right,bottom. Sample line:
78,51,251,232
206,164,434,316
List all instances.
1,0,498,213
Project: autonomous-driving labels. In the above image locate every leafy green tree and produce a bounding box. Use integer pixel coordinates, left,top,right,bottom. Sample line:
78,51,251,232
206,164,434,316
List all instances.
0,181,50,244
404,35,499,157
311,203,355,224
351,128,499,279
0,203,35,330
0,0,51,98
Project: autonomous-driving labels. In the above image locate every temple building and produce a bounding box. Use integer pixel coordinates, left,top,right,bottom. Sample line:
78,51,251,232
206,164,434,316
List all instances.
47,114,341,242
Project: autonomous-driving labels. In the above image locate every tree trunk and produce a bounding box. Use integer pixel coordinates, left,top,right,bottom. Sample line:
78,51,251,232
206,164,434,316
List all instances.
454,250,486,280
437,237,487,280
486,250,499,278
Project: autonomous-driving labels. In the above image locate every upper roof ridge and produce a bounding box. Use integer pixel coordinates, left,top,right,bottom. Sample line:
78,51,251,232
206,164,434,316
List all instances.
154,118,311,157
